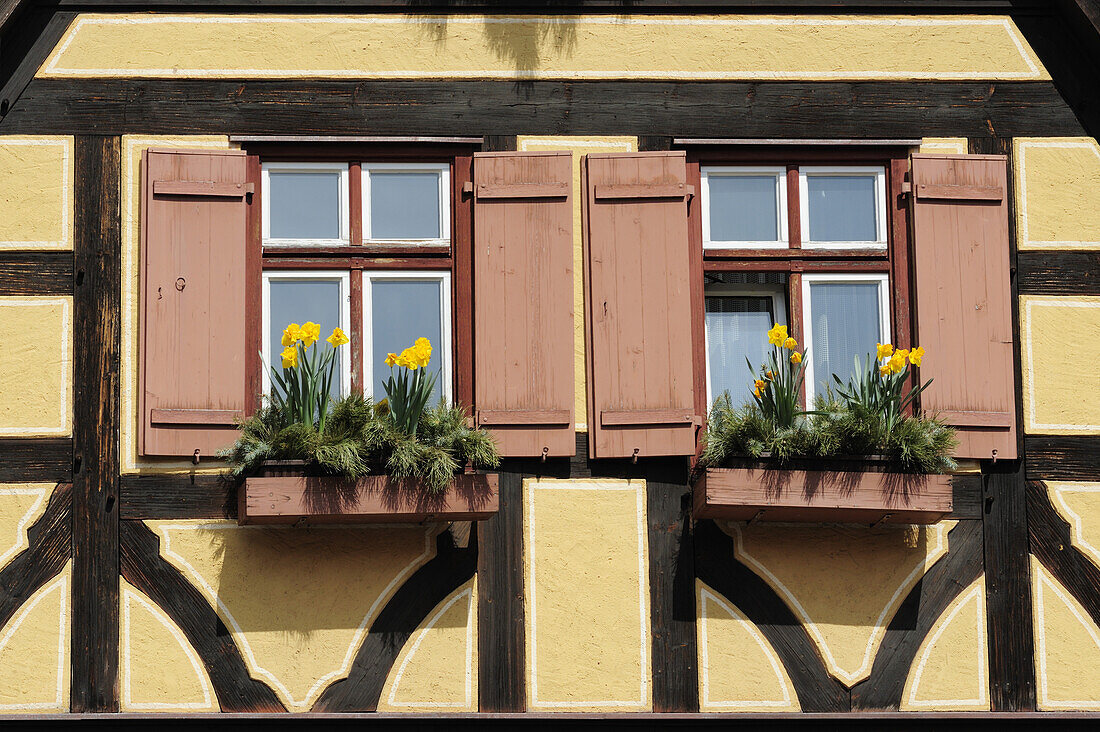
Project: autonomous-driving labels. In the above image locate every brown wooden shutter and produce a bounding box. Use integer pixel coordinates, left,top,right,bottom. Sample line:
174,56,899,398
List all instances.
472,151,575,457
139,148,257,458
582,151,698,459
910,153,1017,460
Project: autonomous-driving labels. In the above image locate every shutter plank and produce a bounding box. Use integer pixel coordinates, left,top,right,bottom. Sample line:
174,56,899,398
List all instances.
584,152,698,458
140,149,254,457
473,151,575,457
911,154,1017,460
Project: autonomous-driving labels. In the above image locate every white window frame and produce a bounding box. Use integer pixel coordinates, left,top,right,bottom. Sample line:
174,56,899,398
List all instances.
701,166,789,250
798,166,888,250
800,273,891,405
362,270,453,405
261,162,350,248
362,163,451,246
703,283,788,407
261,270,353,399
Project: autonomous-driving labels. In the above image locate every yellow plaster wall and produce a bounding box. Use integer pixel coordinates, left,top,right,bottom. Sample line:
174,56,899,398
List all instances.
120,580,218,712
1032,558,1100,710
723,520,953,687
919,138,969,155
0,136,72,250
1047,482,1100,571
0,485,52,572
0,563,70,714
378,578,477,713
523,479,651,711
0,297,72,437
900,577,989,711
1015,138,1100,250
1020,296,1100,435
39,15,1046,81
516,136,637,431
145,520,440,712
121,135,235,474
696,581,798,712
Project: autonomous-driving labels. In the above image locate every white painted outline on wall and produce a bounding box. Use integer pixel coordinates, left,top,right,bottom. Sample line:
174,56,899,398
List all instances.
0,297,71,437
0,487,49,571
903,580,988,710
697,585,796,710
1017,140,1100,249
0,571,68,711
41,15,1043,80
0,138,71,250
1050,484,1100,568
525,479,650,709
385,583,475,709
1023,298,1100,433
152,521,436,712
121,584,216,711
729,521,952,686
1033,560,1100,710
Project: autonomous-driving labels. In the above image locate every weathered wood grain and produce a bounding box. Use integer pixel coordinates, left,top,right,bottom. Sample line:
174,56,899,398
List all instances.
120,473,237,519
0,483,71,630
1018,252,1100,296
0,252,73,296
0,438,72,483
0,10,76,120
71,135,121,714
1028,481,1100,632
1025,436,1100,481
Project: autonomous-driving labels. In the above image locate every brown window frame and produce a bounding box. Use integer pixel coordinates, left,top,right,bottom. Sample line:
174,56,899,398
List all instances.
684,145,914,425
244,142,478,411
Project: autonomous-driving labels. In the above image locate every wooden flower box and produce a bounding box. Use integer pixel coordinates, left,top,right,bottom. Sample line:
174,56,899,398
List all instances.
239,469,499,525
693,463,953,525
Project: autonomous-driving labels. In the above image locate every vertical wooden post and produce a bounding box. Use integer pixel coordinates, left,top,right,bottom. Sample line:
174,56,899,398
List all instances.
970,135,1037,711
71,135,121,713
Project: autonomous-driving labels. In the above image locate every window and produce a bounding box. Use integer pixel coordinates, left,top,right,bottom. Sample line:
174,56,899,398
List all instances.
262,162,350,246
363,163,450,244
692,147,907,414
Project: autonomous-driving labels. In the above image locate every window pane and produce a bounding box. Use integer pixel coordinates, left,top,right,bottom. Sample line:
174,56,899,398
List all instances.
268,279,344,399
369,172,442,240
706,295,775,408
371,279,445,403
708,175,779,242
268,171,342,240
806,175,878,242
809,282,883,399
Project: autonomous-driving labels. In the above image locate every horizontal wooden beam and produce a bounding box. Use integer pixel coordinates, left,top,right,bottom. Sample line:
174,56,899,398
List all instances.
1018,251,1100,295
119,473,235,519
3,80,1085,138
0,438,72,482
43,0,1046,10
1025,436,1100,481
0,252,73,295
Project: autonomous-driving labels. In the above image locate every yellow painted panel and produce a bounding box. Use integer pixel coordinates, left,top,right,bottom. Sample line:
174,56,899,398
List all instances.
378,578,477,712
120,580,218,712
40,15,1046,81
1047,482,1100,570
901,577,989,711
516,136,637,431
145,520,438,712
919,138,968,155
120,135,233,474
696,581,798,712
524,479,651,711
1021,296,1100,435
0,136,72,250
0,485,51,573
726,520,953,686
1032,558,1100,710
0,297,72,437
1016,138,1100,249
0,564,70,713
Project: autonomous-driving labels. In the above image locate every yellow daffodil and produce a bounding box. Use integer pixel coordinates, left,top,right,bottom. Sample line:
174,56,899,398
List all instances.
754,387,762,399
754,379,766,391
767,323,788,346
879,365,891,376
281,323,301,347
876,342,894,360
887,351,907,374
280,346,298,369
412,337,432,367
398,347,419,370
326,327,350,348
782,337,798,350
909,346,925,367
765,370,774,380
299,321,321,347
790,351,802,364
385,352,398,367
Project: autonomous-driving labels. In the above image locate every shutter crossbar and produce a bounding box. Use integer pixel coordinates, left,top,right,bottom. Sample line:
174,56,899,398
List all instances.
150,408,242,426
594,183,693,200
938,410,1014,428
601,409,696,427
153,180,255,198
476,182,569,199
477,409,571,426
914,183,1002,201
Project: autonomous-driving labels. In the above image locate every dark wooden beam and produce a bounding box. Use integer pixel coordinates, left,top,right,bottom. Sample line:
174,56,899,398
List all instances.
1027,480,1100,632
0,483,70,630
70,134,121,714
42,1,1047,10
0,10,76,121
0,437,72,482
119,474,237,519
3,80,1084,139
1017,251,1100,296
1025,436,1100,481
0,252,74,296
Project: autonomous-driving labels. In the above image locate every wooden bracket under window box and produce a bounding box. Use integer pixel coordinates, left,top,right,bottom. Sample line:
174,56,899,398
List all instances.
239,464,498,525
693,464,952,526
